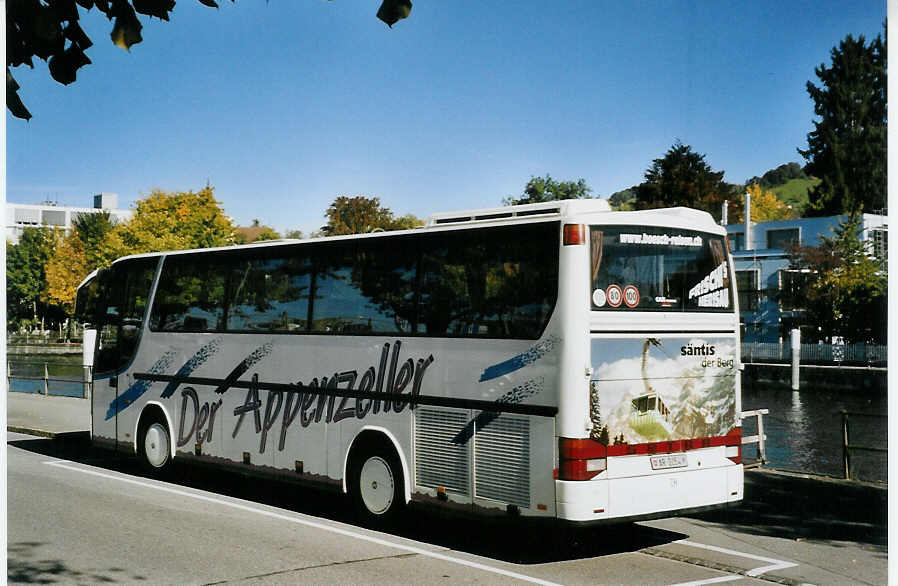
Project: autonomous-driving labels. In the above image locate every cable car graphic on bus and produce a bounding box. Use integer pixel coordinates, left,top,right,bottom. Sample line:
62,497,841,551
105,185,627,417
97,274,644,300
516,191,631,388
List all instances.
628,337,672,440
628,390,673,440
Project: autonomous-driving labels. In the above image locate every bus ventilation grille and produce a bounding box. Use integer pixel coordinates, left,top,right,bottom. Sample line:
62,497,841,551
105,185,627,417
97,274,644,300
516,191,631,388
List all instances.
414,408,470,495
475,415,531,509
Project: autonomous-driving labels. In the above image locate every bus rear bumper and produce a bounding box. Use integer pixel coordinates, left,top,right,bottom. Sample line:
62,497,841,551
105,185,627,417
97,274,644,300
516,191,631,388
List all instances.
556,463,743,522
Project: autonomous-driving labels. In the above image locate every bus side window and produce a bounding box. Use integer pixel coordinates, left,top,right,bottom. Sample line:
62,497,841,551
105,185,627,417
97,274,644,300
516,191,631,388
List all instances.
151,254,226,332
227,254,312,333
417,223,558,339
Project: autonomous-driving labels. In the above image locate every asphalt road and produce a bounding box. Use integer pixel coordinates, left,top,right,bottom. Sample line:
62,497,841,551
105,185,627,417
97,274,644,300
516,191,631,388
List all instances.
7,432,886,585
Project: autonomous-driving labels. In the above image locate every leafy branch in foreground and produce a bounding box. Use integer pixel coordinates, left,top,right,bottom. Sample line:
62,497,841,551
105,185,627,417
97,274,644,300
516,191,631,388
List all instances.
6,0,412,120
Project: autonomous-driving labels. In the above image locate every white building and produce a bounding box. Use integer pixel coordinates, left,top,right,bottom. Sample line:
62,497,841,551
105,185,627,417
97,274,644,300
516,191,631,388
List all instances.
727,212,887,342
5,193,133,244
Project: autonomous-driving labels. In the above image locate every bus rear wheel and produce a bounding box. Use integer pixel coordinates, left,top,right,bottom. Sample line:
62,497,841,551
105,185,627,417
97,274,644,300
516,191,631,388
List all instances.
349,442,405,526
138,417,171,474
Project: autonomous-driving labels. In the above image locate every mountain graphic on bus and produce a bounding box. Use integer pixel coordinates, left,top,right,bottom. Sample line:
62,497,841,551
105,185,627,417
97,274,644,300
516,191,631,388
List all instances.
591,336,737,445
628,390,672,440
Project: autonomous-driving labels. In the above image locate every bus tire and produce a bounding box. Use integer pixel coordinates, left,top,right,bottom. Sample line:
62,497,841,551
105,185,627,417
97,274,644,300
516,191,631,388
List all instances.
348,439,405,526
138,413,172,475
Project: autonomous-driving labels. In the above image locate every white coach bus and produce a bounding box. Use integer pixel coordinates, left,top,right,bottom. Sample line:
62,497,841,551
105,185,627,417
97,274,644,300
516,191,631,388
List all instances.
76,199,743,525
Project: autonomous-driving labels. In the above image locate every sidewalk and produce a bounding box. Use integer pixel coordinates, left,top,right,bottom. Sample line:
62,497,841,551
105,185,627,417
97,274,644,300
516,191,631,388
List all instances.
5,391,90,438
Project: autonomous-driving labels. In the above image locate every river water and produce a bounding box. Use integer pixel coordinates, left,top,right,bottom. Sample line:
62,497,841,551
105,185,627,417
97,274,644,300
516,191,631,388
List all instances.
7,354,84,397
7,354,888,483
742,382,887,483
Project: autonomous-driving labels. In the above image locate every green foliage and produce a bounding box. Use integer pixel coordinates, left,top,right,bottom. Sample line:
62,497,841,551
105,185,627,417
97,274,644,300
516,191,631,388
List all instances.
6,0,412,120
254,226,281,242
745,162,808,189
607,187,637,211
235,221,282,244
770,177,819,215
98,187,235,264
376,0,413,27
392,213,425,230
72,210,116,266
633,142,736,221
322,196,421,236
786,215,886,343
6,227,62,330
799,33,886,216
504,174,592,206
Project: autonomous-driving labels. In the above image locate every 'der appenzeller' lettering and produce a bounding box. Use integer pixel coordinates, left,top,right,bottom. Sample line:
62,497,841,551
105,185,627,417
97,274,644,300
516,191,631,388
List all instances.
230,341,435,453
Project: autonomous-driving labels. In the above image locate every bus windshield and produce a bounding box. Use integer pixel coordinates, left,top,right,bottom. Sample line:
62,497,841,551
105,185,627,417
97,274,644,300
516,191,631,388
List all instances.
590,225,732,312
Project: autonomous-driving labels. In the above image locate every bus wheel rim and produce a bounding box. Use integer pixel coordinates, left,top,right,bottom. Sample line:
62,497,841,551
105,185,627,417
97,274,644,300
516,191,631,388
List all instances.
359,456,394,514
145,423,169,468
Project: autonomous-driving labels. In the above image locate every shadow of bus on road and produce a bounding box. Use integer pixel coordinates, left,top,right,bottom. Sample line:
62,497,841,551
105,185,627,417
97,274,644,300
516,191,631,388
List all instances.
9,434,690,565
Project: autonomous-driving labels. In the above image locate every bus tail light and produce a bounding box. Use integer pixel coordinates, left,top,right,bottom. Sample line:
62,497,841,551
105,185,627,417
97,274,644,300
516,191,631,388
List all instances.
558,437,606,481
724,427,742,464
563,224,585,246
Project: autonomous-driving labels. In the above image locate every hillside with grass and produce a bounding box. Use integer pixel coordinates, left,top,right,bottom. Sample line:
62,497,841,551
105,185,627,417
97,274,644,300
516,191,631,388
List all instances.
608,161,819,217
770,176,820,215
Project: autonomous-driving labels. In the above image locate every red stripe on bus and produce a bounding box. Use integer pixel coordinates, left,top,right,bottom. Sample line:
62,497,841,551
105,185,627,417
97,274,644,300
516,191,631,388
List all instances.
603,428,741,457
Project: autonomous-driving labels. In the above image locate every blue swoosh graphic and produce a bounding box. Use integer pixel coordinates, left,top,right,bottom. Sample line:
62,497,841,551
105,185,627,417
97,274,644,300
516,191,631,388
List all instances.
160,337,223,399
452,377,545,444
214,342,273,394
105,352,176,420
478,337,558,382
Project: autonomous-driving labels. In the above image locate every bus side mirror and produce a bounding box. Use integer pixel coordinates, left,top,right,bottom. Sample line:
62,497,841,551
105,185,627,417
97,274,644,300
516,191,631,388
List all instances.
83,328,97,368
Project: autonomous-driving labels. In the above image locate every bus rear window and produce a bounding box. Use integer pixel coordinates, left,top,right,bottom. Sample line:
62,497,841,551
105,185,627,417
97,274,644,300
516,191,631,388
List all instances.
590,226,731,312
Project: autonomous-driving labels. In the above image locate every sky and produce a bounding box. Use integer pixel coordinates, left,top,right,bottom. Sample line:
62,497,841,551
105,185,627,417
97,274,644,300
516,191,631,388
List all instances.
6,0,887,236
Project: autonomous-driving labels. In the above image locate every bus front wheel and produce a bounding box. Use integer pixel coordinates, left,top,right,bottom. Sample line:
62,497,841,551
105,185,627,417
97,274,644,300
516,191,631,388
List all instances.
138,416,171,474
349,441,405,526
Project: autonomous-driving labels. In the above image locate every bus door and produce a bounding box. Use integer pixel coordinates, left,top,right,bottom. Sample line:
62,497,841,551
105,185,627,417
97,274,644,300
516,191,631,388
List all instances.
88,258,159,449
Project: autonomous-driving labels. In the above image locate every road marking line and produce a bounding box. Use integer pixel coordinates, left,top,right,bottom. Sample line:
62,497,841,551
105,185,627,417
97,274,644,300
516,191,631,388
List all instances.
676,539,798,577
44,460,560,586
669,575,743,586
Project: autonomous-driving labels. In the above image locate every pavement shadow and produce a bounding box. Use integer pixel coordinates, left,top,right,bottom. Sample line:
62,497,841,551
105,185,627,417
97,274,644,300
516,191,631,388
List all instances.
687,469,887,549
8,435,687,565
7,541,148,584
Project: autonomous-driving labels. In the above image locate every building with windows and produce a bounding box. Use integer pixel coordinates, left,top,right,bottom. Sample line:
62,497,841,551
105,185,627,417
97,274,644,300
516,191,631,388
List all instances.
726,213,887,342
5,193,133,244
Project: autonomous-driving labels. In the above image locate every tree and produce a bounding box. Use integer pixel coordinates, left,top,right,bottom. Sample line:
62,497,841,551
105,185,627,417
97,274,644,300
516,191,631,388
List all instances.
745,162,807,189
44,233,88,314
798,33,886,216
97,187,235,263
6,0,413,120
785,216,886,343
503,174,592,206
6,227,62,331
633,142,736,221
607,187,637,211
72,210,116,266
729,183,796,223
392,213,425,231
321,196,419,236
235,220,282,243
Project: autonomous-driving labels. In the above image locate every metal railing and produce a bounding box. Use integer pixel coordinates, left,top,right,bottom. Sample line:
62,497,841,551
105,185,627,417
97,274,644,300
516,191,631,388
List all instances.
840,410,887,481
7,360,87,398
741,342,886,366
741,409,768,467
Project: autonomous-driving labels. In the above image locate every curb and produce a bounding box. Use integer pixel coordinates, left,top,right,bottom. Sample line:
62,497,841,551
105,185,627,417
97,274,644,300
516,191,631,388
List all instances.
746,465,888,490
7,426,90,440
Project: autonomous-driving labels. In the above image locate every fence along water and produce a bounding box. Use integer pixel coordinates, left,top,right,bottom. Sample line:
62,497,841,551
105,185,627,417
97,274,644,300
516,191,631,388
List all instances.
7,356,85,397
741,342,886,366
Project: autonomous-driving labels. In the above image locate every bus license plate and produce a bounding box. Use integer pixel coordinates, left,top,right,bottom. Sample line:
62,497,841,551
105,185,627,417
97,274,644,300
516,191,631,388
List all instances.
650,453,688,470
